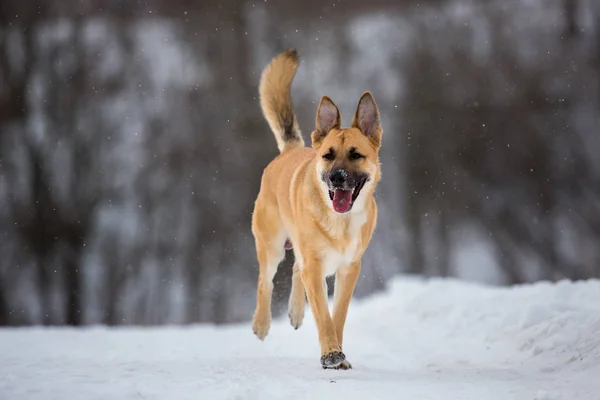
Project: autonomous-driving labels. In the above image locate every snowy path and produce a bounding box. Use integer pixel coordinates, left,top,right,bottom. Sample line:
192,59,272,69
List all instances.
1,277,599,400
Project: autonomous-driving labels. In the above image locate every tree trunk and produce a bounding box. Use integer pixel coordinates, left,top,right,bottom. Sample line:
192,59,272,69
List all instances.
65,248,82,326
0,284,7,325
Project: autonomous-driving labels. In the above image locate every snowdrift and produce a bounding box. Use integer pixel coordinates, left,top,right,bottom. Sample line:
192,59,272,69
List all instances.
1,277,599,400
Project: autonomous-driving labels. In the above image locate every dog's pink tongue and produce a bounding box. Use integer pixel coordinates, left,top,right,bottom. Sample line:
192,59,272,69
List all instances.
332,189,352,213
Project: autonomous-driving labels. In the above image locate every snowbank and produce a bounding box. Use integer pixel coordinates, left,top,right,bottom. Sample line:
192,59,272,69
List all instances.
1,277,598,399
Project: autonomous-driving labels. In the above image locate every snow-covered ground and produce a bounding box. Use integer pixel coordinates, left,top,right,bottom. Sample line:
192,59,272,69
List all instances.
1,276,599,400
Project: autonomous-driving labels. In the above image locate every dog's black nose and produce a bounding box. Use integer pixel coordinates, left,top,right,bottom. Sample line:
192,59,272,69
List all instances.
329,169,347,187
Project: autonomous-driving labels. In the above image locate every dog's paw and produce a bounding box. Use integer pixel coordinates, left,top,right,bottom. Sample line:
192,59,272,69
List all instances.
252,314,270,340
320,350,346,369
330,360,352,370
288,307,304,330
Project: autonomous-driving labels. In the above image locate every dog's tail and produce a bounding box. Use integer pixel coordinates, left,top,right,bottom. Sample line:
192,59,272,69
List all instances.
259,49,304,152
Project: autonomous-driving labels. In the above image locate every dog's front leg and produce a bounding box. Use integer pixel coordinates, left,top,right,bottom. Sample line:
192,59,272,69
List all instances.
331,261,361,369
333,261,361,347
301,258,345,369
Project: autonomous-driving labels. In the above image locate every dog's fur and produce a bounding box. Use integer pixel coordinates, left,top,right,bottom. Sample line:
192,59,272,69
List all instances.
251,49,383,369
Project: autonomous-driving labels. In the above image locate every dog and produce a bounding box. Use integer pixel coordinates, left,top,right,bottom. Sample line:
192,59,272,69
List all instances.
251,49,383,369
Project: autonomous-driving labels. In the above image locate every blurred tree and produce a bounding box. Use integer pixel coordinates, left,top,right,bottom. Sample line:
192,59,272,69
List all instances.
0,0,598,326
401,4,600,283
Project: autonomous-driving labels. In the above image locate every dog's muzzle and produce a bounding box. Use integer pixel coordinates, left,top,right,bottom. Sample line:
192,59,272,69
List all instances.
323,169,368,213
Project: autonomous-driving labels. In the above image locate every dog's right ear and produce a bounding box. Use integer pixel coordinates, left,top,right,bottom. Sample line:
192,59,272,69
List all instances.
312,96,341,146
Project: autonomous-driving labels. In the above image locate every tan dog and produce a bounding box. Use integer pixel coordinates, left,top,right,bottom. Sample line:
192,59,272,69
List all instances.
251,49,383,369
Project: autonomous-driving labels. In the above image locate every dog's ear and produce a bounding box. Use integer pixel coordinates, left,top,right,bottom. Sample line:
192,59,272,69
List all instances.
352,92,382,144
312,96,341,145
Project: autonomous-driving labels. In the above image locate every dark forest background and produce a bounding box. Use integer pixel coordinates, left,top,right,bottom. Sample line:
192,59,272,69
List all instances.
1,0,599,326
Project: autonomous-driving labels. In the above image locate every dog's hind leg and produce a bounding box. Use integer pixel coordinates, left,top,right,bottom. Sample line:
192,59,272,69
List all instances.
252,227,286,340
288,262,305,329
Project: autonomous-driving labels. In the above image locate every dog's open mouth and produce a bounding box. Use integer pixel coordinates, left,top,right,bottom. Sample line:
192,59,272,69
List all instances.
328,178,366,213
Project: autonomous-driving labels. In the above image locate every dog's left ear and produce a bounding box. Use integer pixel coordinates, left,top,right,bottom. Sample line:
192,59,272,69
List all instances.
352,92,382,144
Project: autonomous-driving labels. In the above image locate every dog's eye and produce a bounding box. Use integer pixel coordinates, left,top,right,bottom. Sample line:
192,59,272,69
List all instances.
349,151,364,160
322,150,335,161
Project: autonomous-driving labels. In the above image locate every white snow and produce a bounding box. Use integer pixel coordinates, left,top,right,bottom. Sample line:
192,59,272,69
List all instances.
1,276,599,400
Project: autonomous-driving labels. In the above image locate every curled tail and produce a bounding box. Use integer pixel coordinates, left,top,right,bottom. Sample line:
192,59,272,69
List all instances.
259,49,304,152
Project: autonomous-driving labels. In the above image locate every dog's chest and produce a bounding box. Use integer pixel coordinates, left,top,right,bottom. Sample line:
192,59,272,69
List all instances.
321,212,366,277
322,237,361,277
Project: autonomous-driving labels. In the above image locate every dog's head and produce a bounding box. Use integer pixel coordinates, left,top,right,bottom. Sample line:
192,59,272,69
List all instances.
311,92,382,214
